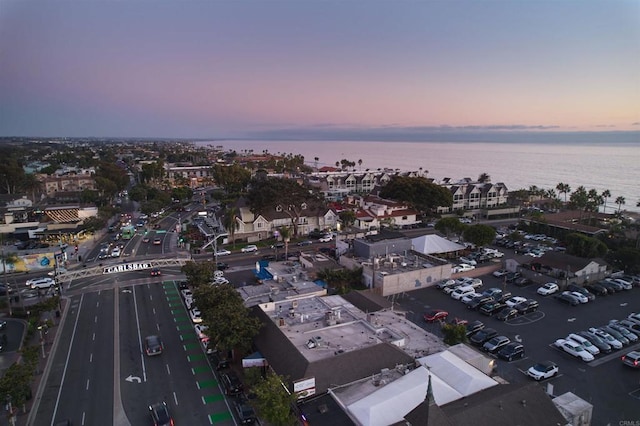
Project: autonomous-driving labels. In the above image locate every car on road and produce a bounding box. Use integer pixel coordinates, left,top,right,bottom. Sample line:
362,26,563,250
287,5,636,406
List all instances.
470,328,498,346
153,238,162,245
453,263,475,273
297,240,313,246
497,342,525,361
492,269,509,278
553,338,594,362
514,299,539,315
216,262,229,270
111,247,121,257
465,320,485,337
149,401,173,426
241,244,258,253
526,361,559,381
221,371,243,395
423,309,448,323
555,292,580,306
495,307,518,322
537,282,559,296
144,335,163,356
482,335,511,353
215,249,231,256
27,277,55,290
150,268,161,277
142,236,150,243
621,351,640,368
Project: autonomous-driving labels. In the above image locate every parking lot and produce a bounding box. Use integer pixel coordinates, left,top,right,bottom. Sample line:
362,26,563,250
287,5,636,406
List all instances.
392,272,640,425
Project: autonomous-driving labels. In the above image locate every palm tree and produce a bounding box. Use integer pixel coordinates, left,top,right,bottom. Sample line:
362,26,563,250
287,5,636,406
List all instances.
279,226,291,259
0,246,18,316
601,189,611,213
222,206,240,248
477,173,491,183
358,159,363,171
615,196,626,214
556,182,571,203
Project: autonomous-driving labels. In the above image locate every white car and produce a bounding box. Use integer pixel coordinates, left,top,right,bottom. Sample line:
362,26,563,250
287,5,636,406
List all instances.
181,289,193,299
492,269,509,278
318,235,333,243
537,283,559,296
460,292,482,304
215,249,231,256
453,263,475,273
212,276,230,285
569,291,589,304
505,296,527,308
451,285,476,300
27,277,55,289
627,313,640,325
459,256,477,266
554,338,594,362
111,247,121,257
194,324,208,340
190,308,203,324
567,333,600,356
241,244,258,253
526,361,559,381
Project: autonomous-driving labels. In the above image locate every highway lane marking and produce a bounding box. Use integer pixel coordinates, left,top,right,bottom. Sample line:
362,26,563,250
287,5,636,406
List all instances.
90,353,93,363
173,391,178,406
82,411,86,426
132,285,148,382
92,332,95,341
166,364,171,375
86,379,90,390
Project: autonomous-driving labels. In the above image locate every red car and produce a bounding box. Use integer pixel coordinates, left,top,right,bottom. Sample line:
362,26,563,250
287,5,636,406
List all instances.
150,268,161,277
424,309,449,323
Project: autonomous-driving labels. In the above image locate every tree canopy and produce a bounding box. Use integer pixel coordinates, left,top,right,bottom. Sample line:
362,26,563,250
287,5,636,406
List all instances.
252,372,298,426
435,217,466,236
211,163,252,195
246,177,325,236
462,224,497,247
378,176,452,214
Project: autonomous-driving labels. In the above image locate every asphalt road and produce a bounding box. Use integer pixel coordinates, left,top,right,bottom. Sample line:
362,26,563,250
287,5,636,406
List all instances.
393,272,640,425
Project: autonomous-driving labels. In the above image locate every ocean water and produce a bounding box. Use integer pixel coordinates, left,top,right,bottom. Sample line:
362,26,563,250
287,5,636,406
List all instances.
197,140,640,213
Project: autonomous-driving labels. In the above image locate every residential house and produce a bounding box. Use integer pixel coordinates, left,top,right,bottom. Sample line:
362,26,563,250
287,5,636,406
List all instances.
437,178,509,215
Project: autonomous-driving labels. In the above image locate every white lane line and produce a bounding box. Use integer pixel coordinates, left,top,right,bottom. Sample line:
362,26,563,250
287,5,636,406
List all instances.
153,308,156,315
96,301,100,308
166,364,171,375
92,332,95,341
89,353,93,363
132,286,148,382
82,411,86,425
86,379,90,390
173,392,178,406
94,315,98,323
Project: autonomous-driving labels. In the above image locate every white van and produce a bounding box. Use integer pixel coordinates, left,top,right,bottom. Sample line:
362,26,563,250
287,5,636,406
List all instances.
451,285,476,300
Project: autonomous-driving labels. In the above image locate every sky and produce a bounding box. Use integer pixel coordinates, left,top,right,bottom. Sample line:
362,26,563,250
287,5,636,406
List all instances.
0,0,639,140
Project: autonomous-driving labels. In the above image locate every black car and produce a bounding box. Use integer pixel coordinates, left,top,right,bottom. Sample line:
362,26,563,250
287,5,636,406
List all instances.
178,281,189,290
566,284,595,301
497,342,525,361
585,283,608,296
555,292,580,306
513,277,532,287
470,328,498,345
221,371,243,395
208,351,230,371
466,296,493,310
479,301,506,316
577,330,612,353
234,398,257,424
505,272,522,283
514,299,539,315
465,320,485,337
495,307,518,322
149,402,173,426
261,254,277,261
216,262,229,271
144,335,163,356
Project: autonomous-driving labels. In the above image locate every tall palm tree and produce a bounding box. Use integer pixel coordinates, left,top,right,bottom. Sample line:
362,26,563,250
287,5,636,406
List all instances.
223,206,240,248
1,246,18,316
556,182,571,203
279,226,291,259
477,173,491,183
615,196,626,214
601,189,611,213
358,159,363,171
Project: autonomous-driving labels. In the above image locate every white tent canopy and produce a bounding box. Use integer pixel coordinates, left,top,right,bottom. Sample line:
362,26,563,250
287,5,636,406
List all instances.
412,234,465,255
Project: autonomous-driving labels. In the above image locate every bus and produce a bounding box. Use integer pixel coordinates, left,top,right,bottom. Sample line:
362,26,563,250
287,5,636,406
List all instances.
121,225,136,240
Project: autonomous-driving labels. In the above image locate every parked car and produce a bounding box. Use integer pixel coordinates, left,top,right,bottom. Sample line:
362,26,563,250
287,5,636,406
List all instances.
567,333,600,356
470,328,498,345
513,277,532,287
479,301,506,316
495,307,518,322
234,398,257,424
144,335,163,356
600,326,629,346
497,342,525,361
466,295,493,310
453,263,475,273
318,235,333,243
537,282,559,296
492,269,509,278
465,320,485,337
514,299,539,315
215,249,231,256
568,291,589,304
555,292,580,306
621,351,640,368
505,272,522,283
554,338,594,362
190,308,203,324
584,283,608,296
566,284,596,301
221,371,243,395
149,402,173,426
435,279,456,289
482,335,511,353
460,292,482,304
577,330,612,353
628,313,640,325
505,296,527,308
607,322,639,342
526,361,559,381
451,285,476,300
241,244,258,253
423,309,448,323
589,328,623,349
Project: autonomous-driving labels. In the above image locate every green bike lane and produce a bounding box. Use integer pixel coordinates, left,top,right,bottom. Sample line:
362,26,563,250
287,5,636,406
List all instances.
163,281,235,425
